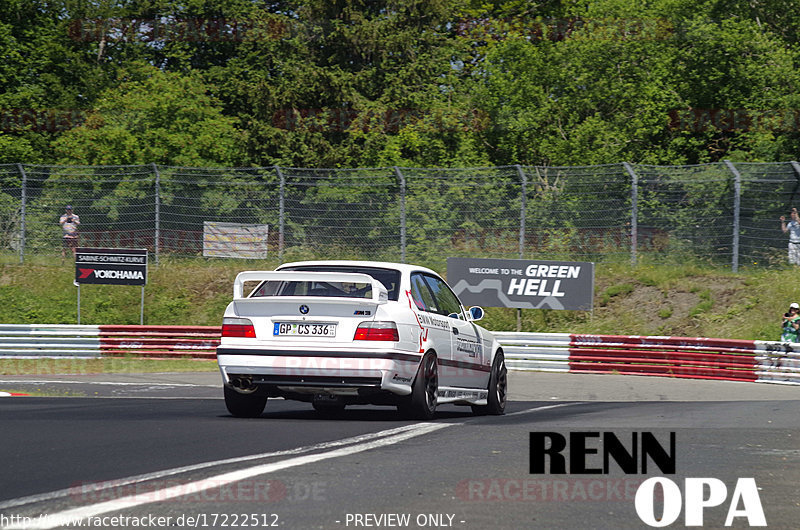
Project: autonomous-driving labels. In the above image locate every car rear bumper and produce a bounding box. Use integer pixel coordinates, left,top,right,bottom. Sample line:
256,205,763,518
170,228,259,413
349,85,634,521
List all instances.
216,347,421,396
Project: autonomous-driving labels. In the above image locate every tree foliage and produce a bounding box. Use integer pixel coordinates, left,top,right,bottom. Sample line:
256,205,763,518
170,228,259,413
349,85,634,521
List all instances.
2,0,800,167
53,64,246,166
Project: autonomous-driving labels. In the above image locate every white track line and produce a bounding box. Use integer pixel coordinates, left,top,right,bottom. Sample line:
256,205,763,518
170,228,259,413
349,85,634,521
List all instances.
505,402,585,417
0,423,430,511
3,423,451,530
1,403,584,530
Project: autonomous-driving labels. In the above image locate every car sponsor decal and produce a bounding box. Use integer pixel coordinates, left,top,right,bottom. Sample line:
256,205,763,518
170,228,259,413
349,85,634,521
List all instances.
405,290,428,353
456,338,482,358
437,357,491,372
391,373,412,383
417,313,450,330
437,389,488,400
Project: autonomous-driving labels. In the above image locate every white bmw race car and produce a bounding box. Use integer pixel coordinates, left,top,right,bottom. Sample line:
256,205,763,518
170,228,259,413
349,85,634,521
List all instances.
216,261,507,419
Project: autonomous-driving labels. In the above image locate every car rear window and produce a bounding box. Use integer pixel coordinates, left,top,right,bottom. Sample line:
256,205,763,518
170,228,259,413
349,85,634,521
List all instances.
252,265,401,301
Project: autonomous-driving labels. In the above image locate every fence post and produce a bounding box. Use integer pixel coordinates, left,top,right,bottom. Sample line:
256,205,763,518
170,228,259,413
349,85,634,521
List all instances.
275,165,285,262
623,162,638,267
723,160,741,273
17,163,26,264
516,165,526,259
151,163,161,265
515,165,528,332
790,160,800,178
394,166,406,263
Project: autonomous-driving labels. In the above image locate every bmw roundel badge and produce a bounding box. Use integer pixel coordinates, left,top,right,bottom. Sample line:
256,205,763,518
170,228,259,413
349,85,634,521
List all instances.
299,305,309,314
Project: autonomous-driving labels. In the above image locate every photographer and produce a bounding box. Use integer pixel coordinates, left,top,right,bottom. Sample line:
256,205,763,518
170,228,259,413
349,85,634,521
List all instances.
781,302,800,342
59,205,80,260
779,207,800,265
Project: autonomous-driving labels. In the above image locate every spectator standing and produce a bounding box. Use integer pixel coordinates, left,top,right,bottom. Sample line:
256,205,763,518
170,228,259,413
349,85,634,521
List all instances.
59,205,80,260
781,302,800,342
780,207,800,265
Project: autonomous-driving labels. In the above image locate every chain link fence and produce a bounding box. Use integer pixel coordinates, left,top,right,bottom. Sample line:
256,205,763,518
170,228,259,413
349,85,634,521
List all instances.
1,161,799,269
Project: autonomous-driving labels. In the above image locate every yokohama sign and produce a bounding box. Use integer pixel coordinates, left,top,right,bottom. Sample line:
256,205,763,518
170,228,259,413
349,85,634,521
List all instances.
75,248,148,286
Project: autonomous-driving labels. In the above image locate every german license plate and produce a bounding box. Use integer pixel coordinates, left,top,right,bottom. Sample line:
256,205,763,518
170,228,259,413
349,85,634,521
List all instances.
273,322,337,337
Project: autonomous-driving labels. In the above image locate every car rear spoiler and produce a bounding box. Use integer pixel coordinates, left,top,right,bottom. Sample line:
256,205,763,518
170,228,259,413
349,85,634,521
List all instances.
232,271,389,303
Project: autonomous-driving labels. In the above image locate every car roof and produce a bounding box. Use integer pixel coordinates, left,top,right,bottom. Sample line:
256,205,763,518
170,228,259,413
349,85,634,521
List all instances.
276,260,440,277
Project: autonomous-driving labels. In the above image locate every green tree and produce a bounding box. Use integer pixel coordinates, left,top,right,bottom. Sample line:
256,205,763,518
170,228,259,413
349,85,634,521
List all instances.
5,0,800,168
0,0,118,163
464,0,800,165
216,0,488,167
53,64,246,166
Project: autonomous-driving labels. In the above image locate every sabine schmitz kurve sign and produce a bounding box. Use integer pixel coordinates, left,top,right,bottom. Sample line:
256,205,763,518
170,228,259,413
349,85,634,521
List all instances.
446,258,594,311
75,247,148,286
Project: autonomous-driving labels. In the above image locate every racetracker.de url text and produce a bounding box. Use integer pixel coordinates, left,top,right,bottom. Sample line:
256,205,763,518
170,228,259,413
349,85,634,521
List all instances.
0,512,282,528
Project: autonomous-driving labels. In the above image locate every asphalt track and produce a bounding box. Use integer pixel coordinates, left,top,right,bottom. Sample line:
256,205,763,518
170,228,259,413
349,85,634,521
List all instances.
0,371,798,529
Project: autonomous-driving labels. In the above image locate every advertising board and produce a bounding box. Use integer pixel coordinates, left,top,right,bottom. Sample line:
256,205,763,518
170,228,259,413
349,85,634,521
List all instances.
75,247,148,286
203,222,269,259
447,257,594,311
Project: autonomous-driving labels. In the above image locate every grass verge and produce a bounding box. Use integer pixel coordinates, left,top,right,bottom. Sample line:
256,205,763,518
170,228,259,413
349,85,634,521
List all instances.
0,357,218,376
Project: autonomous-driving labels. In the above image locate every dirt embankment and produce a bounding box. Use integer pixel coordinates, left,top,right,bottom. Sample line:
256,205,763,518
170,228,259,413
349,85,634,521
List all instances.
590,273,764,339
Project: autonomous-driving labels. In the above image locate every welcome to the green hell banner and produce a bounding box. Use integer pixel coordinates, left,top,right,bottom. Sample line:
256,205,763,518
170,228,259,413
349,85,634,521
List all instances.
446,257,594,311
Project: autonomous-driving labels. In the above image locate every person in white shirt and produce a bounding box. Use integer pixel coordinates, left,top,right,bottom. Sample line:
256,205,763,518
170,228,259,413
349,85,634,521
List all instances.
59,205,80,260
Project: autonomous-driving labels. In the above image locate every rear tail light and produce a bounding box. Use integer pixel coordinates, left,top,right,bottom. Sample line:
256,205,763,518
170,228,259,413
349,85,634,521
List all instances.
354,321,399,341
222,317,256,338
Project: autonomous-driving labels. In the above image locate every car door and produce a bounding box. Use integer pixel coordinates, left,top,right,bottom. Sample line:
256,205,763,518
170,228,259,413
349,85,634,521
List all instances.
419,273,482,388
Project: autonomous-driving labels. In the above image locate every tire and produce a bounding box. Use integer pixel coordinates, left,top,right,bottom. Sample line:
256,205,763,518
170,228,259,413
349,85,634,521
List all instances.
224,385,268,418
398,352,438,420
472,352,507,416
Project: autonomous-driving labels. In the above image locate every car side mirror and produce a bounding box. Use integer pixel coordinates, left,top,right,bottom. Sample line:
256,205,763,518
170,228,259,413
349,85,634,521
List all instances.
468,306,484,321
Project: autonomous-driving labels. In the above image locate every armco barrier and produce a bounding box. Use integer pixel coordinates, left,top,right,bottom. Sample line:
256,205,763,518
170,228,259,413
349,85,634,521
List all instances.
98,325,220,360
0,325,796,385
0,324,102,357
0,324,218,360
494,332,800,385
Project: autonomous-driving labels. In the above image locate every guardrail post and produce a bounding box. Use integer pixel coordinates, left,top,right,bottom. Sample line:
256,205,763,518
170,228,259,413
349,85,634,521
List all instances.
275,165,285,262
623,162,638,267
394,166,406,263
723,160,741,273
17,163,26,264
151,163,161,266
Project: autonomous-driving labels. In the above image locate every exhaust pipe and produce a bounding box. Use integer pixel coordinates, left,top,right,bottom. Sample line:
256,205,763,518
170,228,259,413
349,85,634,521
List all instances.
229,376,257,393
